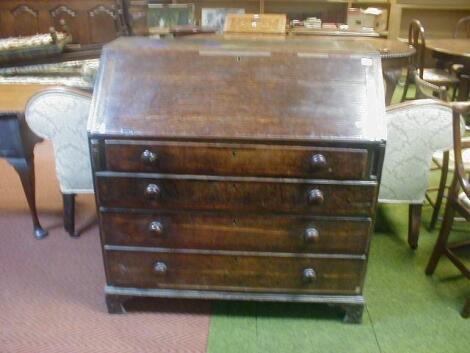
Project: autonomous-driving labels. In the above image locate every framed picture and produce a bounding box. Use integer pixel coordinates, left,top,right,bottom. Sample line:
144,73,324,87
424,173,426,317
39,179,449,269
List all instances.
201,8,246,31
147,3,195,29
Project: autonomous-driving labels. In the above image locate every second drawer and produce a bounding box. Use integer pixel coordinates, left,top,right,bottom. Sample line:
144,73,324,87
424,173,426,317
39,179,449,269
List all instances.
101,212,372,254
96,175,377,216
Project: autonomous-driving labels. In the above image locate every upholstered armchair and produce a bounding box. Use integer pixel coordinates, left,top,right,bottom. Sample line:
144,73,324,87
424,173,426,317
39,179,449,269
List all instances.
25,87,93,237
379,99,464,249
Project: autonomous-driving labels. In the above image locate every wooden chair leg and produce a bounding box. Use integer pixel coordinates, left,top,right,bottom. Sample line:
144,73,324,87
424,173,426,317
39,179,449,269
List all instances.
430,151,449,231
62,193,78,237
462,297,470,318
408,204,422,249
458,75,470,101
426,201,455,275
452,84,458,101
401,69,411,102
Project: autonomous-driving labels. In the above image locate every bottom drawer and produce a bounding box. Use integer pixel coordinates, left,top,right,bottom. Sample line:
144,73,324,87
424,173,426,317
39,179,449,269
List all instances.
106,250,365,295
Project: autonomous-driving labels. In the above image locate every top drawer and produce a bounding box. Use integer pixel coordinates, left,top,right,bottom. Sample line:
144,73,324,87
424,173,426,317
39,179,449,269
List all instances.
104,140,369,180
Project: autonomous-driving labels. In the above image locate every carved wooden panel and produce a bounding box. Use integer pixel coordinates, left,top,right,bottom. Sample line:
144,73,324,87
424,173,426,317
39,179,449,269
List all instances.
11,4,39,36
0,1,121,44
50,5,80,43
88,5,118,43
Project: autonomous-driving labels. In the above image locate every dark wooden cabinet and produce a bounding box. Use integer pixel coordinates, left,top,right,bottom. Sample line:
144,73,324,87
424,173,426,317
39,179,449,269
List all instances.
0,1,121,44
89,36,386,323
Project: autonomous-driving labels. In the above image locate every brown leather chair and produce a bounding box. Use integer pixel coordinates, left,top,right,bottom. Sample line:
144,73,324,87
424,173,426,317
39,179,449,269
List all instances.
402,20,459,102
426,101,470,319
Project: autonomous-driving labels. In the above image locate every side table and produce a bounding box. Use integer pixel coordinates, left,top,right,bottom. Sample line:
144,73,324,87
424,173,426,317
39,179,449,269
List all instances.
0,112,47,239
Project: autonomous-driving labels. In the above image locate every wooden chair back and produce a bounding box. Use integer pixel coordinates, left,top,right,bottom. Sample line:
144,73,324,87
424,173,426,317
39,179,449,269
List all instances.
451,102,470,200
454,16,470,38
408,19,426,78
414,71,448,101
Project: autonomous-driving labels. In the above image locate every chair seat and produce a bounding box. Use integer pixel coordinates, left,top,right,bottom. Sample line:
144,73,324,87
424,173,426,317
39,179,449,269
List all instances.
433,147,470,171
423,68,460,86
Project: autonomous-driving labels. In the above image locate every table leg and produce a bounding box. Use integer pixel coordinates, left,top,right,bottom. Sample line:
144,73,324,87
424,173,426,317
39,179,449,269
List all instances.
435,58,447,70
458,74,470,101
8,156,48,239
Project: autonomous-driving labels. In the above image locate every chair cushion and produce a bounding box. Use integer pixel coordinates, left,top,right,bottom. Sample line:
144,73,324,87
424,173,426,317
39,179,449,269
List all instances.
423,68,460,86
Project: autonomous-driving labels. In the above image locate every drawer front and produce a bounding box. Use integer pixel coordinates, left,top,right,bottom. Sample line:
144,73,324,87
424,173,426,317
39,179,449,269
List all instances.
97,176,377,216
106,250,365,294
104,140,369,180
101,212,372,254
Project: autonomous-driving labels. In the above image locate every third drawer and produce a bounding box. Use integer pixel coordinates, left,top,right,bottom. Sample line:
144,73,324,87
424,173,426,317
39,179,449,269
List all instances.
96,176,377,216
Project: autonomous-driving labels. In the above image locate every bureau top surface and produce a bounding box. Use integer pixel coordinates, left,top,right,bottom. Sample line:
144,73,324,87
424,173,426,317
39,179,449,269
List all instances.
88,37,386,143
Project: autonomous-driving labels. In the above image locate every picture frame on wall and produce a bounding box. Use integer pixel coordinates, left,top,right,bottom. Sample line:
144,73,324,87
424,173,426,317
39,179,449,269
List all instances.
201,8,246,32
147,3,195,29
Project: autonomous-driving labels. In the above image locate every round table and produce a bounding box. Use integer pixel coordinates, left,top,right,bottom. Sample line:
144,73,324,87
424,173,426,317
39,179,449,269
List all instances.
309,37,415,104
426,39,470,100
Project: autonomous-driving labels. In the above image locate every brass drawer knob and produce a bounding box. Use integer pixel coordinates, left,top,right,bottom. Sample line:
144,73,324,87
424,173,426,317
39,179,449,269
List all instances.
153,261,167,274
141,149,158,164
302,268,316,283
145,183,161,199
149,221,163,234
310,154,327,170
307,188,324,205
304,227,319,243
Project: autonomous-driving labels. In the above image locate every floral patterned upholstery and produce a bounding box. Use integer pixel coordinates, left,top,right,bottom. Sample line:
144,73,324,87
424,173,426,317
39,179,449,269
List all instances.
379,100,463,204
25,88,93,194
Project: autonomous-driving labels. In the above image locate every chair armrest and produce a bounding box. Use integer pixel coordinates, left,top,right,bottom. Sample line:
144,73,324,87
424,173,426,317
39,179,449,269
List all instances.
25,86,92,140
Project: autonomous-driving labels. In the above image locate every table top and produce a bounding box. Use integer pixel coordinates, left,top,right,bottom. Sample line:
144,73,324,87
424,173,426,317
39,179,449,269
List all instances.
89,37,386,143
426,39,470,59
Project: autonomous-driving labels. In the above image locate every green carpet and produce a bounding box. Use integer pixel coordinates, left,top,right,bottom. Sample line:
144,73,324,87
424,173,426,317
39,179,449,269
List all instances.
206,87,470,353
206,205,470,353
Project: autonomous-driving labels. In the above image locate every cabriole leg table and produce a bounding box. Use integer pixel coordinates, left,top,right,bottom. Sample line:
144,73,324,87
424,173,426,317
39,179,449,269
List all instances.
0,112,47,239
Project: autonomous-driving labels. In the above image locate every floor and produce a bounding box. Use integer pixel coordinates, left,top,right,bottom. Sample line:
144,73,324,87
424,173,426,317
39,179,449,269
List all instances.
0,85,469,353
207,203,470,353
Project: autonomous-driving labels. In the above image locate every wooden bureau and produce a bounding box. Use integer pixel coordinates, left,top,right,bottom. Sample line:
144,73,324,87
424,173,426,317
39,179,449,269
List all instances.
88,36,386,323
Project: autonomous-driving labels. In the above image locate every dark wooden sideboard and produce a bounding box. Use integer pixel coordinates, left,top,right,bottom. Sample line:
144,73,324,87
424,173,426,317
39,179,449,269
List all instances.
0,0,123,44
89,37,386,323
